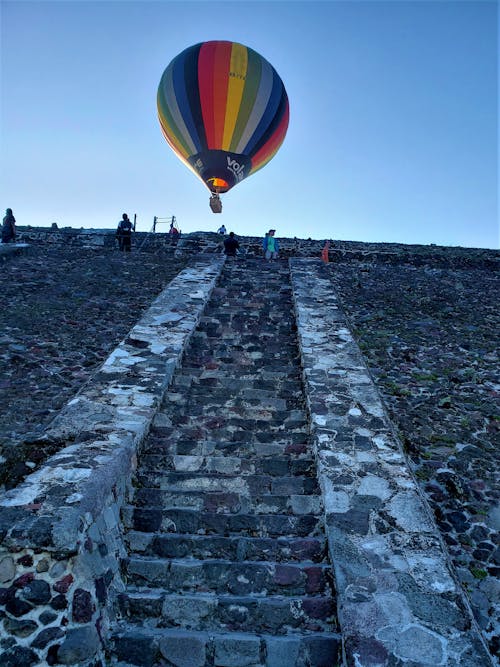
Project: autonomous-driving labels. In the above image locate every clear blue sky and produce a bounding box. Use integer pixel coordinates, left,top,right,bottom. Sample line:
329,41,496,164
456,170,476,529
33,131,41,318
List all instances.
1,0,498,247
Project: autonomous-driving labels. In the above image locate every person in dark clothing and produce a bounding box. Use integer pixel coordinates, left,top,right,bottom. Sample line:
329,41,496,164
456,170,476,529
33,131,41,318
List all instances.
116,213,132,251
2,208,16,243
223,231,240,257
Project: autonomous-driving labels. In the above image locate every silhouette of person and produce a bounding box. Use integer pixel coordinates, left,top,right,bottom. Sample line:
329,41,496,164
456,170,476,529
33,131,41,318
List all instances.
224,231,240,257
2,208,16,243
116,213,132,251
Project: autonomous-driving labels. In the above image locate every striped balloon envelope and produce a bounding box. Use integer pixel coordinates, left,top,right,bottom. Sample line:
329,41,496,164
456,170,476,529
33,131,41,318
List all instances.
157,40,289,204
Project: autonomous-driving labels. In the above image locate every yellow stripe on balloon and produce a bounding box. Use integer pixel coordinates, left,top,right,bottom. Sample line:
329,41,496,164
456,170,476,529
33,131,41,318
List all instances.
222,43,248,150
158,112,190,160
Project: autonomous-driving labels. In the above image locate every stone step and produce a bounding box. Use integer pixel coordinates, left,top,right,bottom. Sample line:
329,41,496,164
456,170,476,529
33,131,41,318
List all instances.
141,439,311,459
110,626,341,667
117,590,335,634
109,262,340,665
123,556,333,596
166,417,308,433
121,506,324,538
130,488,322,516
133,471,320,496
136,453,316,477
167,400,306,417
161,429,310,446
124,531,328,563
188,357,298,368
169,374,303,389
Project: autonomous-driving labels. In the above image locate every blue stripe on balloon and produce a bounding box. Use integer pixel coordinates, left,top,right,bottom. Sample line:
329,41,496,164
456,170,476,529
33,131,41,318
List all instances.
244,70,284,156
172,47,202,152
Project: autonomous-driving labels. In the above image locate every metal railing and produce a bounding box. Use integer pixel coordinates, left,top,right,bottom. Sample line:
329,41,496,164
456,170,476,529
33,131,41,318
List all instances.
153,215,177,233
136,215,178,252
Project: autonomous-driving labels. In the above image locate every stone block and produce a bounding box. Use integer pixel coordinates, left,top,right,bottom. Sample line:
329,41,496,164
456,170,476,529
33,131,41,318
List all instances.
0,556,15,583
3,616,38,637
302,636,342,667
113,632,158,666
72,587,94,622
57,624,100,663
214,634,262,666
31,625,65,648
0,645,39,667
22,579,51,604
159,631,207,667
265,636,300,666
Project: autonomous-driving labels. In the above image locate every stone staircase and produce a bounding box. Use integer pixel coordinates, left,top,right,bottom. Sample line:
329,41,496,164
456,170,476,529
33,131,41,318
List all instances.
109,259,341,666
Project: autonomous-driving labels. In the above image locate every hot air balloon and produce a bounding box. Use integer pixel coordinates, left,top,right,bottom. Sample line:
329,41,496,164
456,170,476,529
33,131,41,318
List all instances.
157,40,289,213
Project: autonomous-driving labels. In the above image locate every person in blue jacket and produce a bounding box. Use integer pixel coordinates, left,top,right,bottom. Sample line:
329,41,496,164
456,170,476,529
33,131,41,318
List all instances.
263,229,279,260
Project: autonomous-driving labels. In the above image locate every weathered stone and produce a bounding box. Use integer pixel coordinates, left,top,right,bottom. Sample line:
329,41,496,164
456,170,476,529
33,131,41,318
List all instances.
57,624,100,663
53,574,73,594
0,645,38,667
13,572,35,588
5,595,33,617
17,554,34,567
22,579,51,604
36,558,50,573
50,593,67,610
3,616,38,637
292,258,495,665
0,556,15,583
265,636,300,666
72,588,93,623
377,623,446,664
302,636,342,666
214,635,261,666
159,632,207,666
31,625,65,648
113,633,158,666
39,609,58,625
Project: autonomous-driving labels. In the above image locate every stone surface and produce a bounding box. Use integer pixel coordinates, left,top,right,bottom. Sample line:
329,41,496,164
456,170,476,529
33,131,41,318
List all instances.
112,259,340,666
0,234,498,666
0,256,224,665
0,244,187,490
159,631,207,667
291,258,494,667
56,624,100,663
329,259,499,659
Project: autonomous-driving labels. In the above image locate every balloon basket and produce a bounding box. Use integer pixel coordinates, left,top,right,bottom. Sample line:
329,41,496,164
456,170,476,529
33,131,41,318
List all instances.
209,193,222,214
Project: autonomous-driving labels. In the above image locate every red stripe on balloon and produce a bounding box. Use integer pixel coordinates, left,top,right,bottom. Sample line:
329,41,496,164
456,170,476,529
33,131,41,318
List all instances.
251,102,289,171
212,42,232,151
198,42,217,149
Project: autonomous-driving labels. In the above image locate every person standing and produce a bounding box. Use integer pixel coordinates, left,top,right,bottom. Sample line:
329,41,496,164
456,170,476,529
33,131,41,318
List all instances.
2,208,16,243
223,231,240,256
263,229,279,260
321,240,330,263
116,213,132,251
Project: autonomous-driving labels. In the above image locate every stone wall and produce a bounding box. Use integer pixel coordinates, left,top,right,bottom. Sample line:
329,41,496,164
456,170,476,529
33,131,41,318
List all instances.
15,226,500,267
0,257,224,665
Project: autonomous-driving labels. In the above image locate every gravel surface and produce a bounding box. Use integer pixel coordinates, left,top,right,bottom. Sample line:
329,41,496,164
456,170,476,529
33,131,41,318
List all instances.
330,260,499,658
0,245,186,488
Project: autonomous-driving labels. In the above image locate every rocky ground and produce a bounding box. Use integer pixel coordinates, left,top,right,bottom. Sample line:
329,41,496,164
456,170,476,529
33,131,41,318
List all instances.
1,241,498,660
330,260,499,659
0,244,186,489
